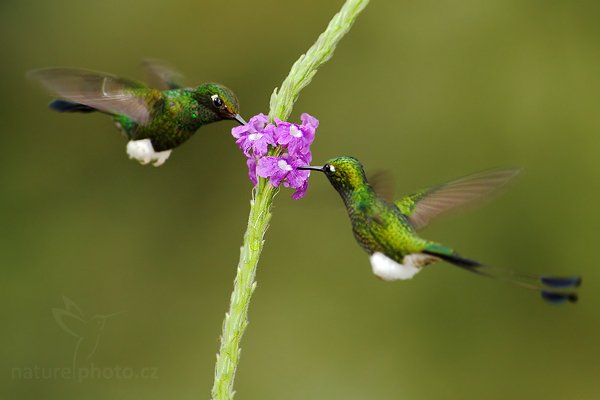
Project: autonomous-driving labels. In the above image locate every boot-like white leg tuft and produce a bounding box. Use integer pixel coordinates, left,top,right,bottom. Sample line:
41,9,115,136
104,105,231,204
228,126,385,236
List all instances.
370,252,423,281
126,139,172,167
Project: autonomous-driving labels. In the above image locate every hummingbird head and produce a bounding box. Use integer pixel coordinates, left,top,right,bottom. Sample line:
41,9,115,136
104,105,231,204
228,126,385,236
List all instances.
299,156,368,193
196,83,246,125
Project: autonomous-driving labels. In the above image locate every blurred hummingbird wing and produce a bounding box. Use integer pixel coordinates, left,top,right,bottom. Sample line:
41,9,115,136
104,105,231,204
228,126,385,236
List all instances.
28,68,160,125
368,169,395,203
141,59,184,90
395,168,520,230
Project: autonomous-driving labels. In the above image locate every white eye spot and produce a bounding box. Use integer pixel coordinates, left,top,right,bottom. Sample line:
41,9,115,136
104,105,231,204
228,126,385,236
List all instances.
211,94,224,108
329,165,336,172
289,125,302,138
277,159,293,171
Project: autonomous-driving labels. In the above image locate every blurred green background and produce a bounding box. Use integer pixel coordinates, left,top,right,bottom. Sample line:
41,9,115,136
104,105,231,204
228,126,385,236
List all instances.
1,0,599,399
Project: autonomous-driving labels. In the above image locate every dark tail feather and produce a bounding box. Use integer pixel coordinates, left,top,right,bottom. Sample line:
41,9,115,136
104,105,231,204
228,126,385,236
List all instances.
541,291,578,304
422,250,581,304
425,251,481,267
49,99,96,113
540,276,582,289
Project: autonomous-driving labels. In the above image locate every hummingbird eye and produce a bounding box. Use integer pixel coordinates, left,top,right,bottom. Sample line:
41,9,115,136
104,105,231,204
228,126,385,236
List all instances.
324,164,335,173
211,94,225,109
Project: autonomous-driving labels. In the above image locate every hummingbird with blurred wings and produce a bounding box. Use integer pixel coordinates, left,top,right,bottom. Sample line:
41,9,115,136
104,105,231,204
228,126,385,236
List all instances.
29,60,246,166
300,156,581,303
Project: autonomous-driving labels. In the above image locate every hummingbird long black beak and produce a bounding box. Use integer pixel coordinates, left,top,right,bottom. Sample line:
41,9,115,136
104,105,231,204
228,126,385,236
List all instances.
234,114,247,125
298,165,325,172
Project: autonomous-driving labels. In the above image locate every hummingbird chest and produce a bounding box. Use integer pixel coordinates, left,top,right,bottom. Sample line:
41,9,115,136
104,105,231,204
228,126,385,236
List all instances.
348,201,420,260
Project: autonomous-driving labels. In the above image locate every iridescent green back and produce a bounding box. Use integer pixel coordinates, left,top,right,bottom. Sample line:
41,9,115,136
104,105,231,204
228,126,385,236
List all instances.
324,157,429,261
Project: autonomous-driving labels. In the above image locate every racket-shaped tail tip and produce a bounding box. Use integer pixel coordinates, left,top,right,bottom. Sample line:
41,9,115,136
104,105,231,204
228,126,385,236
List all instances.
540,276,582,289
541,291,578,304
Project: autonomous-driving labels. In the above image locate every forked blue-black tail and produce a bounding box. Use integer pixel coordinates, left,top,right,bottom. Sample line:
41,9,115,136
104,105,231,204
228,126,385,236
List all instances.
423,250,581,304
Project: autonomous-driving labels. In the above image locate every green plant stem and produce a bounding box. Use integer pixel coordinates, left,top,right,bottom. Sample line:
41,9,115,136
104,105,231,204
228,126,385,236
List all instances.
269,0,370,122
211,180,277,400
211,1,369,399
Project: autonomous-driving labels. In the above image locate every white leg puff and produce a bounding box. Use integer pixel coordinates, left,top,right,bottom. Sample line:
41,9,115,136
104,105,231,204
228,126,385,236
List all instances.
126,139,172,167
370,252,422,281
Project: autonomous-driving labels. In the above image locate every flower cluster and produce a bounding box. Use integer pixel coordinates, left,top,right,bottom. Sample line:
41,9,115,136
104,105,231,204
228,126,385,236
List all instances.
231,113,318,199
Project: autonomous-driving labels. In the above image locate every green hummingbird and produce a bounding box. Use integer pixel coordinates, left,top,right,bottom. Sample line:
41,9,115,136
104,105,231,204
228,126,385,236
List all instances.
28,60,246,166
300,156,581,303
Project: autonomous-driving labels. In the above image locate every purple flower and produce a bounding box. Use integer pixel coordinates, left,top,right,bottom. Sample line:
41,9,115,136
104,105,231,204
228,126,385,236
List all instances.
257,156,292,187
231,112,318,199
273,113,318,158
290,179,309,200
257,153,310,198
231,113,275,157
233,113,268,133
283,163,310,199
300,113,319,130
246,157,257,186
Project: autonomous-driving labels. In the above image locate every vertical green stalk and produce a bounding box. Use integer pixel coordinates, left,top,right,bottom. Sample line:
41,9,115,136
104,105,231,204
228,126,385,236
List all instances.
211,1,369,399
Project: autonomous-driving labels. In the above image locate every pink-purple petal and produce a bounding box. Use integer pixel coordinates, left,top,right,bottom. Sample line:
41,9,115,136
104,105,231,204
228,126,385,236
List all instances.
291,180,309,200
232,112,319,199
247,157,257,186
300,113,319,129
256,156,280,177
